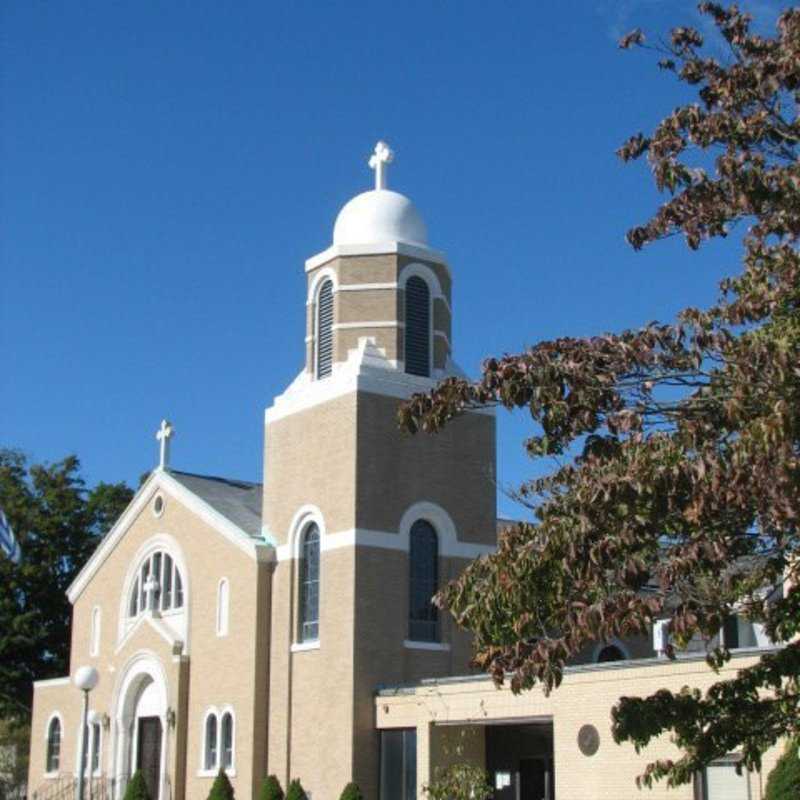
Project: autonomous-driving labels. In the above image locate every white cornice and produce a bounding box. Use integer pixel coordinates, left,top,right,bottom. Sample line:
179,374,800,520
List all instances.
305,241,449,272
274,526,495,562
33,677,71,688
265,337,486,425
66,470,272,604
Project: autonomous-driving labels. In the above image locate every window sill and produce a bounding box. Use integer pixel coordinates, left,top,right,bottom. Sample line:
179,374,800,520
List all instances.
291,641,320,653
197,768,236,778
403,640,450,651
44,773,60,780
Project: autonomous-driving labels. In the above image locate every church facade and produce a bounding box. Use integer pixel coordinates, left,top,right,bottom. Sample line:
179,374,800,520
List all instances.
28,143,783,800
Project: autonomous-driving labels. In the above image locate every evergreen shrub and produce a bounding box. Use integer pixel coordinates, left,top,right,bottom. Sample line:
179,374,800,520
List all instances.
338,782,363,800
285,779,307,800
258,774,284,800
765,739,800,800
122,771,150,800
207,768,235,800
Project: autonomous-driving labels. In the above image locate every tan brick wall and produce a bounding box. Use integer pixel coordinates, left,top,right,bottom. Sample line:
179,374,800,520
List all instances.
263,392,359,542
305,254,453,373
377,654,786,800
29,480,268,800
355,392,496,545
267,547,356,797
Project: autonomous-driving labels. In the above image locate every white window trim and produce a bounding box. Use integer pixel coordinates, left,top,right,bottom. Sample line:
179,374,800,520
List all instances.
44,711,63,778
287,506,326,648
216,578,229,637
403,640,451,651
90,606,101,657
290,640,321,653
313,277,335,380
118,535,190,648
74,719,103,777
197,706,236,778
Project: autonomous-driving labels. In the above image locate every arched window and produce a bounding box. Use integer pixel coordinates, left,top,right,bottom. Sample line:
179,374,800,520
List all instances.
220,712,234,770
204,713,218,771
90,721,101,774
128,550,184,618
46,716,61,773
315,279,334,379
201,709,235,773
404,276,430,377
597,644,626,663
90,607,101,656
409,520,438,642
216,579,230,637
299,523,320,642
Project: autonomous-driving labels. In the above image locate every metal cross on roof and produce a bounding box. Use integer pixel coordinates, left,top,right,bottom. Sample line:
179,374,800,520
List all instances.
155,419,174,470
368,141,394,190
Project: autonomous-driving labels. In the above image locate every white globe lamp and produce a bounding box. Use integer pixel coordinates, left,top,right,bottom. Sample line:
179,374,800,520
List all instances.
74,665,99,692
74,665,99,800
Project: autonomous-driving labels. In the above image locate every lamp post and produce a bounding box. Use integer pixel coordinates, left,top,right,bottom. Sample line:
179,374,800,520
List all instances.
74,666,99,800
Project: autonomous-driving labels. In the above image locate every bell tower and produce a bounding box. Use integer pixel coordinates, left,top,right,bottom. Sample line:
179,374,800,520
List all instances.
263,143,497,799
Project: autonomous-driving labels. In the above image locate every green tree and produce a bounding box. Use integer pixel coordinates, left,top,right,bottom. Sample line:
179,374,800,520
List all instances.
424,764,492,800
0,718,29,800
765,738,800,800
207,769,235,800
122,772,150,800
258,775,284,800
0,449,132,721
284,779,307,800
400,3,800,789
338,782,363,800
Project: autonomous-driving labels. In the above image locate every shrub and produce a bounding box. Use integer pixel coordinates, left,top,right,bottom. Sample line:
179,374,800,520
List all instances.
259,775,284,800
207,769,235,800
339,783,363,800
424,764,492,800
285,779,307,800
122,771,151,800
766,739,800,800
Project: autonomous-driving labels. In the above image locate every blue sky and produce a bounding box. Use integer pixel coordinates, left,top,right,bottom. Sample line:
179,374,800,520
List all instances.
1,1,785,517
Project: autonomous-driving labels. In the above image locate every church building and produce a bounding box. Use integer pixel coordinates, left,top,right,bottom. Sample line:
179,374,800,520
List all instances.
27,143,783,800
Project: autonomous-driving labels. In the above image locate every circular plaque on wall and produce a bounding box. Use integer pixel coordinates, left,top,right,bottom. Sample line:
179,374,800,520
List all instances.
578,724,600,756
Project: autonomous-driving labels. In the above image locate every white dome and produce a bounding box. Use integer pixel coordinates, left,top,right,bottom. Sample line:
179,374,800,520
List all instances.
333,189,428,247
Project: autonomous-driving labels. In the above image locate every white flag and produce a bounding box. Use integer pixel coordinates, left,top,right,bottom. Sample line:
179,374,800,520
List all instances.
0,508,21,564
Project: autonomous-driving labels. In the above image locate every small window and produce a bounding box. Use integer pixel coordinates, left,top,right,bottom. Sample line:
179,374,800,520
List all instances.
409,520,438,642
597,644,626,663
217,579,230,637
90,722,101,774
152,494,165,517
404,276,431,377
90,607,101,656
46,716,61,773
204,714,218,771
221,712,234,770
299,524,320,642
380,728,416,800
315,279,334,379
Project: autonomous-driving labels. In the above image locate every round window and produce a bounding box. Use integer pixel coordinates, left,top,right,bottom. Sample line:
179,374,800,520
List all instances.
153,494,165,517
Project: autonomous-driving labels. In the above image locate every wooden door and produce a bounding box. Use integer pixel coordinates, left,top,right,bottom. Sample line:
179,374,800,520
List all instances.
136,716,162,800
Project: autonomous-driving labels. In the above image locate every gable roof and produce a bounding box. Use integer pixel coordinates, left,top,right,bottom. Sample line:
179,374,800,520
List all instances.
167,470,262,539
66,468,270,603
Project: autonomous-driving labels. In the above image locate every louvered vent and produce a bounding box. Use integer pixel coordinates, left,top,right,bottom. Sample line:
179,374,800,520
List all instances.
316,280,334,379
404,276,430,377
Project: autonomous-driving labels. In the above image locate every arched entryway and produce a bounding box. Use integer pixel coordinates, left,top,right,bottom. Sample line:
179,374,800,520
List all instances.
113,653,168,800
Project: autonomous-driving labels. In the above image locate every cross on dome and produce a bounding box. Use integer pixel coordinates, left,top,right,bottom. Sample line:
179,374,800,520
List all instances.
155,419,174,470
368,141,394,190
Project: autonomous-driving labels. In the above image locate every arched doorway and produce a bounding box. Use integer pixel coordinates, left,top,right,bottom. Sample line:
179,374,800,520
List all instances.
113,654,168,800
